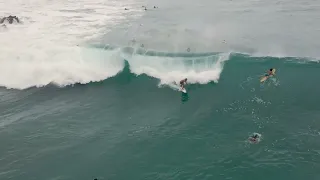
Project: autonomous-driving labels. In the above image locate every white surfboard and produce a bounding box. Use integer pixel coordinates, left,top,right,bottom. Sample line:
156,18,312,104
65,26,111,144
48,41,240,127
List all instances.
180,88,187,93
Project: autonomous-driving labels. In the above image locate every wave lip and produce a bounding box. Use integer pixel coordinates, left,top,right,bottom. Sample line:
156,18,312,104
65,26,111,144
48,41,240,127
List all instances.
127,51,230,85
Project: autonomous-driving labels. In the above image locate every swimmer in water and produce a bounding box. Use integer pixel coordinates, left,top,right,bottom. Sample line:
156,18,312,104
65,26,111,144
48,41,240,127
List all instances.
249,133,260,143
261,68,275,82
265,68,275,77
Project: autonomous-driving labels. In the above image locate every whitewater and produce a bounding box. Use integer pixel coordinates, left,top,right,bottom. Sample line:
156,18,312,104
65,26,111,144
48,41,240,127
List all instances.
1,0,320,90
0,0,144,89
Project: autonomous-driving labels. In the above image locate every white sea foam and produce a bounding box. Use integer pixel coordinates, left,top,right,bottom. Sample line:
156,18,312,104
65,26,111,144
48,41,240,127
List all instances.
0,47,124,89
3,0,316,90
0,0,230,90
128,52,230,85
0,0,144,89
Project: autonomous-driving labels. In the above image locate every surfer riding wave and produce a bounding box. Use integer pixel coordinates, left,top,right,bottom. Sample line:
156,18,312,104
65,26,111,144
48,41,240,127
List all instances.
179,78,187,90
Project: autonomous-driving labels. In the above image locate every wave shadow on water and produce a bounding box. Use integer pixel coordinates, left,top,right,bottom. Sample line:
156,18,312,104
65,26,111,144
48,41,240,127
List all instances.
181,92,189,103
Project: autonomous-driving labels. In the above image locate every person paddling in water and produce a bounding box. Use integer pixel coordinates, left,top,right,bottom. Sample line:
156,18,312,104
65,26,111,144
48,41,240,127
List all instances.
260,68,276,82
265,68,275,77
261,68,275,82
179,78,187,90
248,133,260,143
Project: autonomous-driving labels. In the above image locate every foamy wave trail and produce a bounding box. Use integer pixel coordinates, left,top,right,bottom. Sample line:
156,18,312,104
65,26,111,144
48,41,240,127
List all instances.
126,50,230,85
0,47,124,89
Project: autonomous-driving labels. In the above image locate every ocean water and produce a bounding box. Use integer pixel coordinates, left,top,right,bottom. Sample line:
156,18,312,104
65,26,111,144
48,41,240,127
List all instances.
1,0,320,180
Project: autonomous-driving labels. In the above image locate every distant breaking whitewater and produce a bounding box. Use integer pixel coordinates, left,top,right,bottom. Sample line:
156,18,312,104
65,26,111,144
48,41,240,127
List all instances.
0,43,317,90
0,45,229,89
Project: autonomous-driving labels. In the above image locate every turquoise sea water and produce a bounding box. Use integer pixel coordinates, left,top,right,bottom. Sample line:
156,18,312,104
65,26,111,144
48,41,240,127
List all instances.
1,0,320,180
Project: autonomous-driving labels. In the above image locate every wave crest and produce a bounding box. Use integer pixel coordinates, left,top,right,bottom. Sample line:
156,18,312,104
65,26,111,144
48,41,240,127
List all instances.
0,45,230,89
0,47,124,89
127,51,230,85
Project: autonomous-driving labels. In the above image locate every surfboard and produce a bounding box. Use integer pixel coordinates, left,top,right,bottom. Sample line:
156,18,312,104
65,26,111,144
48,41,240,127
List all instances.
260,69,276,83
180,88,187,93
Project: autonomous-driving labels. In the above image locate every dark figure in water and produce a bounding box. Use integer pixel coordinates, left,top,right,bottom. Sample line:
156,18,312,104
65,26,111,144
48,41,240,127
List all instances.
0,15,20,24
124,8,129,10
249,134,260,143
265,68,274,77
